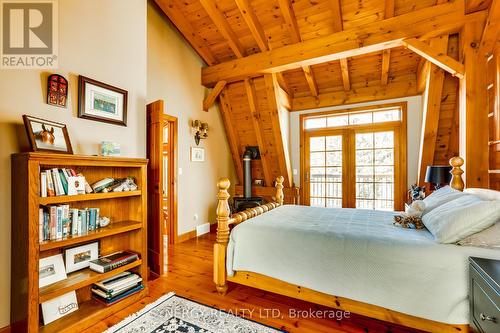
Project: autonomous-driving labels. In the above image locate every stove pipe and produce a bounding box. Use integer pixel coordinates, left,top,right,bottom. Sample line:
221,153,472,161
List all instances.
243,149,253,199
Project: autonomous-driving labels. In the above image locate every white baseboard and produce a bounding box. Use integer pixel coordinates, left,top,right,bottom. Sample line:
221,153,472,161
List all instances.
196,223,210,236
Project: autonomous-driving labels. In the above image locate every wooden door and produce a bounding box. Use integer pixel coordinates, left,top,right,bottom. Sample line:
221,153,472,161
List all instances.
304,129,349,208
147,100,177,276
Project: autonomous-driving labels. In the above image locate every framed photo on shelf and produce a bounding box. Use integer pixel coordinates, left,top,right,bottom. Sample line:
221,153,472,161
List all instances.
41,291,78,325
78,75,128,126
23,115,73,154
39,254,67,288
190,147,205,162
64,242,99,273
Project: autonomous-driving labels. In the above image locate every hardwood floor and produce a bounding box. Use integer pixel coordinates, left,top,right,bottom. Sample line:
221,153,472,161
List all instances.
83,233,421,333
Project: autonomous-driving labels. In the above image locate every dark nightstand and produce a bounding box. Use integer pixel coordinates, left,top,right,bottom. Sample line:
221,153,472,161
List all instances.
469,257,500,333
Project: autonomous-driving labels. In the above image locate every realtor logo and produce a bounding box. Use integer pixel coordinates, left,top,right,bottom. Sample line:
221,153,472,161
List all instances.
1,0,58,69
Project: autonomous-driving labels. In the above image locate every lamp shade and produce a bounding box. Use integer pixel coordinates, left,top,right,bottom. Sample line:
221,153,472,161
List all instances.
425,166,452,184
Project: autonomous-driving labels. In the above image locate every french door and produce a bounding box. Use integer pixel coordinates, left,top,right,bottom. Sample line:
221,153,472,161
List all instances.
304,125,405,211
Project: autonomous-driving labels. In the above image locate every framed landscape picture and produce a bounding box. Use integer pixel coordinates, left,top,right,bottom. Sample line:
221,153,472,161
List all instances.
78,75,128,126
23,115,73,154
64,242,99,273
39,254,67,288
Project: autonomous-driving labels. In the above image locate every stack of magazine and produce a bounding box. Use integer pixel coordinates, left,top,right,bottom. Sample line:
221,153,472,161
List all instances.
92,272,144,306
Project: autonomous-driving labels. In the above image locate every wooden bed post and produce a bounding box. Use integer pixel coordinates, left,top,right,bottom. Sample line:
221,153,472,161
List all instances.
276,176,284,206
214,178,231,294
449,156,465,191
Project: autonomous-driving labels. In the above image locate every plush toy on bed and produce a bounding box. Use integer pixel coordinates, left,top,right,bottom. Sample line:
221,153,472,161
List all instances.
393,200,426,229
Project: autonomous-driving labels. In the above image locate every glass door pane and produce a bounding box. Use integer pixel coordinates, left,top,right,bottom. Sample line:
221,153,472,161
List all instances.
355,131,395,210
309,135,343,208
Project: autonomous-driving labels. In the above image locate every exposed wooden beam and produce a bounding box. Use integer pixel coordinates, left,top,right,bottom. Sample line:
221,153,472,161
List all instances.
381,50,391,85
302,65,319,97
459,21,490,187
203,81,226,111
278,0,319,98
199,0,245,58
403,38,465,78
264,74,293,187
277,0,301,43
416,58,431,93
339,58,350,91
381,0,395,85
417,36,449,186
234,0,268,52
155,0,217,65
276,72,293,97
479,0,500,56
291,80,418,111
329,0,343,32
202,0,484,86
218,89,244,183
244,79,273,186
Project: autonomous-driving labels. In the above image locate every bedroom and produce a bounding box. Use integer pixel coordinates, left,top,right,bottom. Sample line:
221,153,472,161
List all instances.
0,0,499,332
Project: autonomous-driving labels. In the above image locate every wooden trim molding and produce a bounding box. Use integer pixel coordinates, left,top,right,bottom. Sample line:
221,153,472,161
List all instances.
0,325,11,333
177,229,197,243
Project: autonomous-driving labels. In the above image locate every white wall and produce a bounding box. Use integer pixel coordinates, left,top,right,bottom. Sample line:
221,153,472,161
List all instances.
147,2,235,235
0,0,147,327
289,96,423,187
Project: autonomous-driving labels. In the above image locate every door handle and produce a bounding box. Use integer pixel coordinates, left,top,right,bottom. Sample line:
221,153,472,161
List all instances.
480,313,496,322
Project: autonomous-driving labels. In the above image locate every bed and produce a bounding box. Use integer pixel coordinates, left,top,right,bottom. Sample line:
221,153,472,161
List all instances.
213,157,500,332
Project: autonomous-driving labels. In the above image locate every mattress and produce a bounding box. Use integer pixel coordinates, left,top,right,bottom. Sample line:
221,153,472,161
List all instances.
226,205,500,324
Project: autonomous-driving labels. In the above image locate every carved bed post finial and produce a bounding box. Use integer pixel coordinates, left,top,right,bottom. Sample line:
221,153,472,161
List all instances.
214,178,230,295
449,157,465,192
276,176,284,206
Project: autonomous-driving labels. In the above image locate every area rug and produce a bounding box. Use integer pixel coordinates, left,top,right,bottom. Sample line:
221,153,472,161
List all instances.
104,292,286,333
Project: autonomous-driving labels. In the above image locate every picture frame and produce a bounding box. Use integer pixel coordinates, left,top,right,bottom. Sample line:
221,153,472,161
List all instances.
47,74,68,108
190,147,205,162
64,242,99,273
39,254,67,288
23,115,73,154
41,291,78,325
78,75,128,126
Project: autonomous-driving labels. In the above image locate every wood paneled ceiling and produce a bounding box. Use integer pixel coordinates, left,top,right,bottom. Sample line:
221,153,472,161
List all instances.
154,0,495,190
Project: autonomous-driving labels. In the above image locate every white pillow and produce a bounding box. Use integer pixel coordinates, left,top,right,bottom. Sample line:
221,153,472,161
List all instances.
422,195,500,244
464,188,500,201
422,186,465,215
457,222,500,248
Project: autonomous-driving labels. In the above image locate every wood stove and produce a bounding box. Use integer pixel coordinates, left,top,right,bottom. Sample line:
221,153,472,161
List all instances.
233,147,264,212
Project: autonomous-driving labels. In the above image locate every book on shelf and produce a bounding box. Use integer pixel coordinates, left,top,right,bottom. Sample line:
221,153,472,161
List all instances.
40,168,88,197
93,271,142,294
89,251,139,273
92,283,144,306
39,205,101,243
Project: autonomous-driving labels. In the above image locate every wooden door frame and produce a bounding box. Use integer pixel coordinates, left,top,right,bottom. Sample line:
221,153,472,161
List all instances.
147,100,178,277
300,102,407,210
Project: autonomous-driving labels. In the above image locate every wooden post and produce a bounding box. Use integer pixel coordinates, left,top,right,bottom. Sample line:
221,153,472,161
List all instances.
276,176,284,206
214,178,231,294
449,157,465,191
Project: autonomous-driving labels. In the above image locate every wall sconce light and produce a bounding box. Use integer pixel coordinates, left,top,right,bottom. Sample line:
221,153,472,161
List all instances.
191,120,208,145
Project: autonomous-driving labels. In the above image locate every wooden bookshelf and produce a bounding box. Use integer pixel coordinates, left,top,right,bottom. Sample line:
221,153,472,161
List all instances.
11,153,148,333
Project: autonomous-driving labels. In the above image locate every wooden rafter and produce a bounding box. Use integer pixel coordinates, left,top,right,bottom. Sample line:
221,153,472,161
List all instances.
264,74,293,187
234,0,268,52
416,58,431,93
339,58,350,91
277,0,301,43
381,0,395,85
277,0,319,98
244,78,273,186
276,73,293,97
202,0,484,86
198,0,245,58
329,0,350,91
155,0,217,65
403,38,465,78
417,36,449,186
219,89,244,183
291,80,417,111
479,0,500,56
203,81,226,111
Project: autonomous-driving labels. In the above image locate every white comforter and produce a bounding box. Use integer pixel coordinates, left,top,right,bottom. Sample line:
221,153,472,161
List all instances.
226,205,500,324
